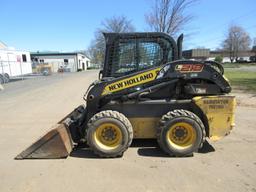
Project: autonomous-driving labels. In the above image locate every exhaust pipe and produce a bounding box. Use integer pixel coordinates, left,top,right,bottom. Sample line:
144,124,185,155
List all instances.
177,34,183,60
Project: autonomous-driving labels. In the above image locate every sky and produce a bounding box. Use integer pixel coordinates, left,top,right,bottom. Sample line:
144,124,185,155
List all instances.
0,0,255,52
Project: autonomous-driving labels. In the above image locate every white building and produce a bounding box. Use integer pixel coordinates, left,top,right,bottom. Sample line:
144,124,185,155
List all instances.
183,49,254,63
0,42,32,81
31,52,90,73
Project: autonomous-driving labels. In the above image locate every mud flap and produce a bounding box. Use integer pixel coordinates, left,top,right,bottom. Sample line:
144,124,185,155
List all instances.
15,124,74,159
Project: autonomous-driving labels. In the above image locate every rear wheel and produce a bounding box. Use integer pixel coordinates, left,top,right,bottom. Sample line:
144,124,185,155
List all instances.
157,109,206,157
4,73,10,83
86,110,133,157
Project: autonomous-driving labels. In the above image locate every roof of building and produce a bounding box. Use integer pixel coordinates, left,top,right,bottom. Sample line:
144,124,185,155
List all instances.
30,51,87,57
183,48,210,58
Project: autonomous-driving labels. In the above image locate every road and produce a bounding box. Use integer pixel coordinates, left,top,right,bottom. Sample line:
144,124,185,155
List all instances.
0,70,255,192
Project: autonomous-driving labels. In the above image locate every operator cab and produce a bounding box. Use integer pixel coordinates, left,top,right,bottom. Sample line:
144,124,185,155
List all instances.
101,32,183,78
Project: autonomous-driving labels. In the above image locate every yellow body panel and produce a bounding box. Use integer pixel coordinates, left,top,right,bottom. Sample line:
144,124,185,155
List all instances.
102,67,161,95
193,96,236,141
129,118,159,138
128,96,236,141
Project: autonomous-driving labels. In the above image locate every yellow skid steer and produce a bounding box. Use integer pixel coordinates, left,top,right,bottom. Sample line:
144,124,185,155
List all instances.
16,32,236,159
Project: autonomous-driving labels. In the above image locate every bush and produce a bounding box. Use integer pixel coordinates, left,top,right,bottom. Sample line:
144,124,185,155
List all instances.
214,56,223,63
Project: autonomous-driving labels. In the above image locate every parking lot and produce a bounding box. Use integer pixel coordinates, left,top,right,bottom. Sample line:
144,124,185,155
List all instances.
0,70,255,192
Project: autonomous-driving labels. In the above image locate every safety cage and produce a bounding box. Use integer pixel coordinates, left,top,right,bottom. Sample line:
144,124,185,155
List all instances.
102,32,182,78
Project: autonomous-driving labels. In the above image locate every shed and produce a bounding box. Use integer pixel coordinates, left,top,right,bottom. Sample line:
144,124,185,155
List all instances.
31,52,90,73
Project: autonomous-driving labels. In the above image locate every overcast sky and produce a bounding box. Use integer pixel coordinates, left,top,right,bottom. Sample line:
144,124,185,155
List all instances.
1,0,255,51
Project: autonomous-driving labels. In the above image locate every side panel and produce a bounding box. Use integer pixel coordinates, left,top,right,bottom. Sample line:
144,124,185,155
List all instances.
102,101,192,139
193,96,236,141
0,51,32,76
129,118,159,138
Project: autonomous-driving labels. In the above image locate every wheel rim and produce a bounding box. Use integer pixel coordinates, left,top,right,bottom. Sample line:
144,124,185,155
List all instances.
94,123,122,150
166,122,196,150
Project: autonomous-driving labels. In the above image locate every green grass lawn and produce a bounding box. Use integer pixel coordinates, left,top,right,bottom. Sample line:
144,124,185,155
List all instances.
224,69,256,92
223,63,256,68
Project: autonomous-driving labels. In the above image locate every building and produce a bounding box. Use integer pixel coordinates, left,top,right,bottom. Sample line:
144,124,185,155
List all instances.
30,52,90,73
0,41,32,79
208,50,253,62
183,48,254,62
183,49,210,61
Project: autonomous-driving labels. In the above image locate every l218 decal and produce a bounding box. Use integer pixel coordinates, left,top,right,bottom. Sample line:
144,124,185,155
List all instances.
175,64,204,73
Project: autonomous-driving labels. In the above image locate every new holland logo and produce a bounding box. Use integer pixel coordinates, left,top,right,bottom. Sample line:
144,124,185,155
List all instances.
102,67,161,95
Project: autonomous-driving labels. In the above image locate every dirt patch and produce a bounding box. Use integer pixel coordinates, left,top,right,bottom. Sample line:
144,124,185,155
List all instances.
232,89,256,108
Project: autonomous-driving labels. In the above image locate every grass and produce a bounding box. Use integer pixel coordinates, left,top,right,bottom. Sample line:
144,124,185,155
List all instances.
223,62,256,68
224,69,256,92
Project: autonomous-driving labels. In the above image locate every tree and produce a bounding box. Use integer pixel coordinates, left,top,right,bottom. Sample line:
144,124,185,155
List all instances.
214,56,223,63
252,38,256,55
222,25,251,63
251,38,256,62
86,16,135,65
145,0,197,36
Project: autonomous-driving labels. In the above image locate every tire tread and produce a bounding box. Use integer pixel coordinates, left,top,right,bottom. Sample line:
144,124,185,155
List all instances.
87,110,133,158
157,109,206,156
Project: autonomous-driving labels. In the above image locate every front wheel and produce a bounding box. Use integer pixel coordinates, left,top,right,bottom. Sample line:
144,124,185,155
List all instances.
157,109,206,157
86,110,133,158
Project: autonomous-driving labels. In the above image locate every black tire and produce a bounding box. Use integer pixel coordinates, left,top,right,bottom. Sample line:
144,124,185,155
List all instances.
4,73,10,83
0,74,4,84
87,110,133,158
157,109,206,157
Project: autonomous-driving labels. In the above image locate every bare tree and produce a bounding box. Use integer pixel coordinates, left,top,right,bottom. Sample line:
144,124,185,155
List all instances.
252,38,256,58
145,0,197,36
86,16,135,66
222,25,251,63
100,16,135,33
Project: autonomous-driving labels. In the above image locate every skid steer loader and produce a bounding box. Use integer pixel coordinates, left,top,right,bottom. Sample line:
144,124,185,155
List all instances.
16,32,236,159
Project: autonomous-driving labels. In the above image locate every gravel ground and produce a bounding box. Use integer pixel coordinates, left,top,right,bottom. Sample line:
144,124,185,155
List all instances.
0,70,255,192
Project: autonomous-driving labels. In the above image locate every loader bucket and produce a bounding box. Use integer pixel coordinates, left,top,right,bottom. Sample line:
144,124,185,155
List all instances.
15,124,74,159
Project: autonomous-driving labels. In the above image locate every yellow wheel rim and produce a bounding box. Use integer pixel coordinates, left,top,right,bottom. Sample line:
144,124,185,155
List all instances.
166,122,196,150
94,123,122,150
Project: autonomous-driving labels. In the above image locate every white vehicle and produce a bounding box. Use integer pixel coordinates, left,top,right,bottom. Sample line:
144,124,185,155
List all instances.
0,50,32,83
